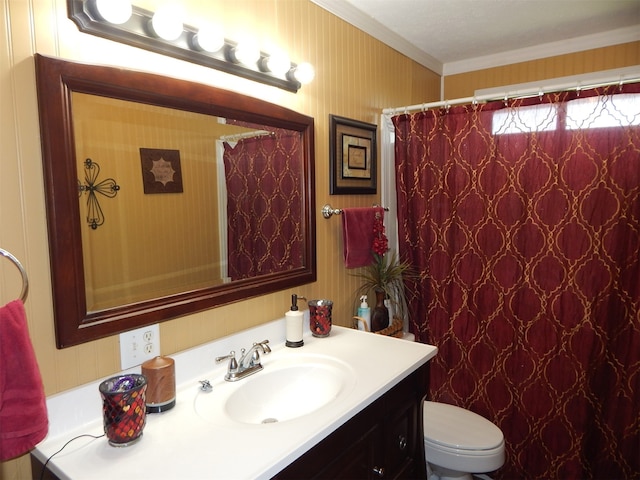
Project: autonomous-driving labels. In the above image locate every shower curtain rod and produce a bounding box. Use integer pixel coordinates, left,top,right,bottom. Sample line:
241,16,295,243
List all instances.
382,74,640,115
219,130,272,142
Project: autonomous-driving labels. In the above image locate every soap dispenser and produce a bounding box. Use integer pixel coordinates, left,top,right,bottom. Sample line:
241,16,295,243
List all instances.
357,295,371,331
286,294,304,348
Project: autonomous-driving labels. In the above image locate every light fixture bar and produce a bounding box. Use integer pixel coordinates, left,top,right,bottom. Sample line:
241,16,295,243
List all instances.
67,0,303,92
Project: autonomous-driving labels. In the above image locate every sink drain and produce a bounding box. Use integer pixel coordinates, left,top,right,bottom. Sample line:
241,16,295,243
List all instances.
261,417,279,424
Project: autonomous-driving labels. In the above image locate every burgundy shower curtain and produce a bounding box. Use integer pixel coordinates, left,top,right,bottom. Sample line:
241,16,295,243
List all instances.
224,131,303,280
393,84,640,479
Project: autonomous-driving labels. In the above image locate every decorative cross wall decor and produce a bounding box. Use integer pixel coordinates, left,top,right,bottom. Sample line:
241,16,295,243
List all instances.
78,158,120,229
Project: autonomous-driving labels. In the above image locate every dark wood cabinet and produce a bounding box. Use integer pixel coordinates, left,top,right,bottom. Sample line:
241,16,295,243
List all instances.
274,364,428,480
31,455,58,480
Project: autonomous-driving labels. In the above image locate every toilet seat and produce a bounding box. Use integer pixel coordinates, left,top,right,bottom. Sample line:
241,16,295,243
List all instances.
423,401,505,474
423,401,504,451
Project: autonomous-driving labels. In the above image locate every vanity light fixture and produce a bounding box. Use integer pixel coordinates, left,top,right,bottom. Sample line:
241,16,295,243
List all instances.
92,0,132,25
191,24,225,53
292,62,316,85
149,5,184,41
229,39,261,66
67,0,313,92
263,49,291,77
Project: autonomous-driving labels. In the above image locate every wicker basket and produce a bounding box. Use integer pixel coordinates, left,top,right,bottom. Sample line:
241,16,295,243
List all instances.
375,316,404,337
352,315,404,338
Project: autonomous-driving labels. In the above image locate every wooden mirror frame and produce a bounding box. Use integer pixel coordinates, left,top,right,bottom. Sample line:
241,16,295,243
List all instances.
34,54,316,348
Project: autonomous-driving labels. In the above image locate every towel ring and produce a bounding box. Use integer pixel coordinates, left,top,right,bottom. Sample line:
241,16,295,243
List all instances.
0,248,29,302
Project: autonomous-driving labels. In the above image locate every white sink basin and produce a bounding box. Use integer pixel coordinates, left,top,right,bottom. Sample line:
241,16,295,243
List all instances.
195,354,356,425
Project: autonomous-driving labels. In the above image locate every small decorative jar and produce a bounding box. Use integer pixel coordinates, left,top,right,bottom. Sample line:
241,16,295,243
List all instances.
308,299,333,337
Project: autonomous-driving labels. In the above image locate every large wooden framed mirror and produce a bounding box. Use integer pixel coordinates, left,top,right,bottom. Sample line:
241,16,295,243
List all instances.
35,54,316,348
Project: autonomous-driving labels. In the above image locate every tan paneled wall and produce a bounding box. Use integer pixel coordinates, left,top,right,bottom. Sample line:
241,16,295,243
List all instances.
1,1,437,476
444,41,640,99
1,0,635,477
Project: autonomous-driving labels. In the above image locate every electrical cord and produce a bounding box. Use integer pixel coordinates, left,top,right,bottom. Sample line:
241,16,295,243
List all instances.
39,433,105,480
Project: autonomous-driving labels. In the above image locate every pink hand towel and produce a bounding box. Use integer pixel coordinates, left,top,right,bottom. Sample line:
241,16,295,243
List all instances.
0,299,48,461
341,207,384,268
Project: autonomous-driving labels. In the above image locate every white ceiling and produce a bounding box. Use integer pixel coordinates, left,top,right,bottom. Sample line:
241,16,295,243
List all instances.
311,0,640,75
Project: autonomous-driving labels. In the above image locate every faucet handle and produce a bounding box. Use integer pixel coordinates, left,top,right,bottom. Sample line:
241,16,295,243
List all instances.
199,380,213,392
256,339,271,353
216,351,238,372
251,340,271,366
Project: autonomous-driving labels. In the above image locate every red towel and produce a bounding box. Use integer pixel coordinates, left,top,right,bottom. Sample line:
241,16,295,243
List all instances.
341,207,384,268
0,299,48,461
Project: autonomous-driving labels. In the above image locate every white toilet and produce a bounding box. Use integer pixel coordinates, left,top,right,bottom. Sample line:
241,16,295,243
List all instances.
395,331,505,479
422,401,505,480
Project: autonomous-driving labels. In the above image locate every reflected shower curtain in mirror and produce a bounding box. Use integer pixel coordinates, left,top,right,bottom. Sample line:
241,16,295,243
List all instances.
224,131,303,280
393,84,639,479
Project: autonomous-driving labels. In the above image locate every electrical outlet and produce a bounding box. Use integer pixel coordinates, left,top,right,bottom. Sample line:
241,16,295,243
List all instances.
119,324,160,370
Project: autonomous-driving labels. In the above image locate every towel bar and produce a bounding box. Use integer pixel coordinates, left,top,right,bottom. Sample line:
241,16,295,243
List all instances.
0,248,29,302
322,203,389,219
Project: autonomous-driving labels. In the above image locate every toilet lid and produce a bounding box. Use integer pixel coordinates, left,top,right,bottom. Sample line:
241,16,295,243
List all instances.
423,401,504,451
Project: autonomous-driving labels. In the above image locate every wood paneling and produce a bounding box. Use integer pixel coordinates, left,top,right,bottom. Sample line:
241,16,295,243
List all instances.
2,0,436,402
444,41,640,99
1,0,632,477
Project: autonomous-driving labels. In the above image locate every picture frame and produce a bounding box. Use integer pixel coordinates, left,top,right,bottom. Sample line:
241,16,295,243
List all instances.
329,114,377,194
140,147,184,194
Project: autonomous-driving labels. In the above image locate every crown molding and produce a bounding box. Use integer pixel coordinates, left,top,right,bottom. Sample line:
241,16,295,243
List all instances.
312,0,639,79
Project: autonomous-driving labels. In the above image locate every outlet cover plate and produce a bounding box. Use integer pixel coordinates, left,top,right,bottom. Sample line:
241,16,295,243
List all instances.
119,324,160,370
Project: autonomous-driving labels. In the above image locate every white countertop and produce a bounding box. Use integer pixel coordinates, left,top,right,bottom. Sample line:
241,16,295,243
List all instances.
33,316,437,480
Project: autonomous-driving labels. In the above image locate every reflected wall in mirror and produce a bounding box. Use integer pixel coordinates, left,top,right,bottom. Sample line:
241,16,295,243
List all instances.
35,54,316,348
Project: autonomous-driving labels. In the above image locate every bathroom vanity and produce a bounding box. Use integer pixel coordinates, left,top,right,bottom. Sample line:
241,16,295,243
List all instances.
275,364,429,479
32,318,437,479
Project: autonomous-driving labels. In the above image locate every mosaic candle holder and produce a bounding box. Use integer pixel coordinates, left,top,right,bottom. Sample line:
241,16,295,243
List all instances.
308,299,333,337
99,374,148,447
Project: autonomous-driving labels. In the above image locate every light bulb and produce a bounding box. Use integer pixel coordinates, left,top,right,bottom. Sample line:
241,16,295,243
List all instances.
151,5,184,41
233,40,260,66
266,50,291,77
294,62,315,84
94,0,132,25
193,25,225,53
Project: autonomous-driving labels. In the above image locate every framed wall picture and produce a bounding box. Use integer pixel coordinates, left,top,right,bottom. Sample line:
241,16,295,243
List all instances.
329,115,377,194
140,148,184,194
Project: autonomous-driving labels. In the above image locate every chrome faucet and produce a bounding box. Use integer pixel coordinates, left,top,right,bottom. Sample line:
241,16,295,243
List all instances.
239,340,271,369
216,340,271,382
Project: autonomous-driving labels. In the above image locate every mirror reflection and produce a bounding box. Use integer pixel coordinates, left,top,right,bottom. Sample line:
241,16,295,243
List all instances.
73,94,304,312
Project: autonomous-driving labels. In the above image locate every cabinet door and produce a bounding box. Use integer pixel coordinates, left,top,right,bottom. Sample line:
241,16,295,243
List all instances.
275,423,379,479
383,399,419,478
321,425,381,479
